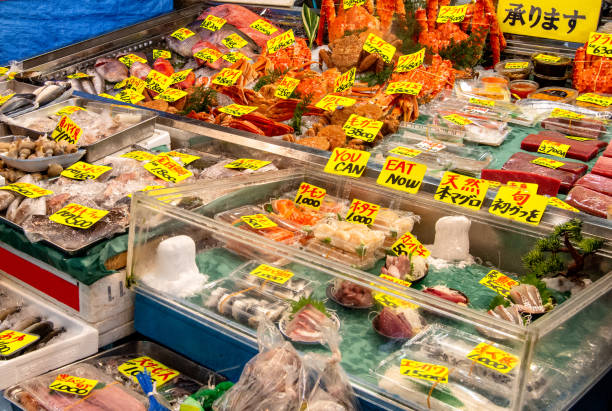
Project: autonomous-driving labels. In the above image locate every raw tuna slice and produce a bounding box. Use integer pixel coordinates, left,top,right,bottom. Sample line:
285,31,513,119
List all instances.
603,143,612,158
592,156,612,179
575,173,612,197
481,169,561,196
541,117,606,139
521,133,605,161
501,152,586,193
566,186,612,218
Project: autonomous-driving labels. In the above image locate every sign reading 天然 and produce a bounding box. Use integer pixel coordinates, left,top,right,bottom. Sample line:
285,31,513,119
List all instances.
497,0,600,43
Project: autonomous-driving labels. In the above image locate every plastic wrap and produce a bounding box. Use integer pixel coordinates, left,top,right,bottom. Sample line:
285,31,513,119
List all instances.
426,111,510,146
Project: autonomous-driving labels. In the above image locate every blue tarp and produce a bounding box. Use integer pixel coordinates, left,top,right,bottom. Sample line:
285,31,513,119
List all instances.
0,0,173,65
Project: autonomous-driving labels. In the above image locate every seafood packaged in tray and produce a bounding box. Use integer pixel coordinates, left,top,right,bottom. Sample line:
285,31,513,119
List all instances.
454,77,511,102
427,111,510,146
311,217,385,258
398,122,465,144
202,278,289,328
370,136,494,178
261,194,346,233
371,207,420,247
230,260,316,302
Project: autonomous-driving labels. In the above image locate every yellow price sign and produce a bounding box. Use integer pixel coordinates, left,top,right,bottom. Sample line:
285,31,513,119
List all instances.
267,30,295,54
153,49,171,59
314,94,356,111
343,0,365,8
0,93,15,106
576,92,612,107
294,182,326,210
489,186,548,225
537,139,571,158
201,15,227,31
127,185,166,198
400,359,449,383
51,115,83,145
389,146,421,158
587,32,612,57
222,52,252,64
144,154,193,183
395,48,425,72
218,104,258,117
194,48,223,63
469,97,495,107
0,330,39,356
434,171,490,211
275,75,300,99
118,356,180,387
67,72,91,79
61,162,112,181
212,68,243,86
250,264,294,284
479,269,519,297
170,69,192,85
324,147,370,178
49,374,98,396
376,156,427,194
380,273,412,288
506,181,539,194
224,158,271,170
145,69,172,94
0,67,7,76
114,89,145,104
55,105,85,116
443,113,472,126
385,81,422,95
334,67,356,93
534,53,560,62
342,114,383,143
550,108,584,120
118,53,147,68
250,19,277,35
437,4,468,22
240,214,277,229
170,27,196,41
373,288,419,309
363,33,396,63
222,33,248,49
49,203,109,229
390,231,430,258
0,182,53,198
530,157,565,169
155,88,188,102
345,198,380,225
548,196,580,212
121,151,157,162
504,61,529,69
122,76,146,94
466,343,519,374
566,135,594,141
166,150,200,165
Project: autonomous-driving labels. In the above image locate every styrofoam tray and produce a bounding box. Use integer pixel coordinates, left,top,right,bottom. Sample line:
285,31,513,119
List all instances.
0,277,98,390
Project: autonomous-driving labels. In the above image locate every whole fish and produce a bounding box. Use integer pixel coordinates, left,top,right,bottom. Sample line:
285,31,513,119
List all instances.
10,196,46,225
129,61,151,80
80,78,96,94
12,315,42,332
87,68,105,94
0,306,20,321
23,320,54,337
0,94,36,115
6,196,24,222
0,190,16,211
166,20,203,57
68,77,84,92
95,58,129,83
34,84,66,106
23,326,65,354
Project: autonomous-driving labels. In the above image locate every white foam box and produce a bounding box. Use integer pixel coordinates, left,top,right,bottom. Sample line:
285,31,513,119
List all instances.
0,277,98,390
98,321,134,347
0,241,134,323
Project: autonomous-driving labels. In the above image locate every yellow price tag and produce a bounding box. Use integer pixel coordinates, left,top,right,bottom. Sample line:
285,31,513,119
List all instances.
144,154,193,183
550,108,584,120
201,15,227,31
537,139,570,158
489,186,548,225
51,115,83,145
0,330,39,356
61,162,112,180
49,375,98,396
400,359,449,383
218,104,258,117
222,52,252,64
587,32,612,57
0,94,15,106
118,356,180,387
395,48,425,72
534,53,561,63
222,33,248,49
373,288,419,309
504,61,529,69
314,94,356,111
170,69,192,85
530,157,565,169
49,203,109,229
443,113,472,126
380,273,412,288
121,151,157,162
212,68,243,86
437,4,468,22
250,264,294,284
342,114,383,143
153,49,171,59
376,156,427,194
122,76,146,94
67,72,91,79
343,0,365,9
166,150,200,165
224,158,271,170
469,97,495,107
479,269,519,297
0,182,53,198
548,197,579,212
434,171,490,211
250,19,277,35
363,33,396,63
275,75,300,99
54,105,85,116
389,146,421,158
240,214,277,229
466,343,519,374
145,70,172,94
155,88,188,102
0,67,7,76
576,92,612,107
114,89,145,104
324,147,370,178
118,53,147,68
194,48,223,63
506,181,538,194
345,198,380,225
385,81,422,95
294,182,326,210
267,30,295,54
170,27,196,41
565,135,594,141
127,185,166,198
334,67,356,93
390,231,430,258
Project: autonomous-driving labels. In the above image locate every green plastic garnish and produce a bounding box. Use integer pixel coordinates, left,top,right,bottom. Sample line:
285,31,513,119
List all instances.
291,297,329,317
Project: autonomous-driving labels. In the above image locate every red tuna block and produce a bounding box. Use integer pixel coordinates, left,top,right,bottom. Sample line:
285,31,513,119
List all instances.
521,133,606,161
592,156,612,179
575,173,612,197
502,152,586,193
566,186,612,218
481,169,561,196
603,143,612,158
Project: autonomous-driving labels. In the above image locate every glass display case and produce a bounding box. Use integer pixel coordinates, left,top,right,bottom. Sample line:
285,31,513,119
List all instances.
128,166,611,410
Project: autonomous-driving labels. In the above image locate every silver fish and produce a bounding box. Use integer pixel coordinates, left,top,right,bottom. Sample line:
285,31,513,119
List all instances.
0,306,20,321
166,21,203,57
12,316,42,332
87,68,105,94
0,190,16,211
0,94,36,115
11,196,46,225
80,78,96,94
34,84,66,105
94,58,128,83
5,196,23,222
129,61,151,80
68,78,83,92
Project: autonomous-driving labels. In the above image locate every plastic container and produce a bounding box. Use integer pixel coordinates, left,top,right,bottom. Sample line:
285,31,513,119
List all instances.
509,80,539,99
0,277,98,390
527,86,578,103
532,53,572,77
495,59,532,80
533,73,569,88
574,92,612,112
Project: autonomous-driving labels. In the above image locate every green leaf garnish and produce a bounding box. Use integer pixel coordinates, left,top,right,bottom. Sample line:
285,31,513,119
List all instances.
291,297,329,317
